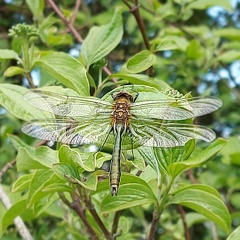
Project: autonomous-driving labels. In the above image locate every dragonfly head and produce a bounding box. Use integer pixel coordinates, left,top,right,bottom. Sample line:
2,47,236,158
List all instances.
112,91,135,103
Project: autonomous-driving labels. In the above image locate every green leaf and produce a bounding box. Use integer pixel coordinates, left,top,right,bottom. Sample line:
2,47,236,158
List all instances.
0,49,21,62
4,66,24,77
227,226,240,240
2,199,35,231
186,0,233,11
169,138,227,178
34,51,89,96
101,174,157,213
220,137,240,164
0,84,52,121
169,184,231,233
12,174,33,192
27,170,57,207
59,145,95,172
217,50,240,63
139,140,195,175
52,160,102,191
214,28,240,41
26,0,44,20
81,7,123,68
186,40,205,59
16,146,59,171
44,34,73,47
34,193,59,216
108,73,171,91
42,183,73,193
53,162,80,182
152,39,179,52
8,135,32,151
126,50,156,73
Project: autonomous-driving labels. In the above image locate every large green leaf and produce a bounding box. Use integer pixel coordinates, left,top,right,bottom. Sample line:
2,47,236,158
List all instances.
186,0,233,11
107,74,170,91
34,51,89,96
169,184,231,233
227,226,240,240
26,0,44,21
12,174,33,192
16,146,59,171
169,138,227,178
214,28,240,41
53,152,103,191
126,50,156,73
80,7,123,68
58,145,96,172
220,137,240,164
4,66,24,77
27,170,59,207
151,39,179,52
186,40,205,59
2,199,35,232
217,50,240,63
101,174,157,213
0,84,51,121
139,140,194,176
0,49,21,62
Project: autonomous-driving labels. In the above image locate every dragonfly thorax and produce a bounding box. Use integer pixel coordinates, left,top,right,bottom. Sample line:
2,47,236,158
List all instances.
111,95,132,133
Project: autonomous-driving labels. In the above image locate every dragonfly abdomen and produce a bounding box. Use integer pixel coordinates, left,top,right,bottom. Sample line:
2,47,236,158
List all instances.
110,124,124,196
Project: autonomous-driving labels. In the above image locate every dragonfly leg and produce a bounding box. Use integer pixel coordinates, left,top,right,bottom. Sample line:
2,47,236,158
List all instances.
99,128,113,152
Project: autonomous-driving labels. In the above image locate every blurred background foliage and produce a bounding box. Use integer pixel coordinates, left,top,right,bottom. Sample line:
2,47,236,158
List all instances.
0,0,240,239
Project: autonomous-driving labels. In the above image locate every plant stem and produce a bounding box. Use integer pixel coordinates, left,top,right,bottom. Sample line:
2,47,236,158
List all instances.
148,204,160,240
123,0,153,76
84,196,113,240
25,72,36,88
111,210,123,235
178,205,190,240
59,192,99,240
47,0,83,42
46,0,114,80
70,0,81,25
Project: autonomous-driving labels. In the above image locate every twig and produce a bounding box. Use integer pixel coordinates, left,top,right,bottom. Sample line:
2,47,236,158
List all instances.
25,72,36,88
148,207,160,240
178,205,190,240
70,0,81,25
60,192,99,240
0,159,16,181
84,197,113,240
47,0,83,42
185,169,197,184
123,0,153,76
111,210,123,235
46,0,114,80
0,184,33,240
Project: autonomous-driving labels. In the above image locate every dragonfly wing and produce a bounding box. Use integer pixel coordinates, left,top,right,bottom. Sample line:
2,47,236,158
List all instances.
22,118,112,145
130,121,216,147
131,97,222,120
24,90,112,117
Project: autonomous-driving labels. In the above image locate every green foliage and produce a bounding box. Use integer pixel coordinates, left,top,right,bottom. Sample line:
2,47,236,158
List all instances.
0,1,239,239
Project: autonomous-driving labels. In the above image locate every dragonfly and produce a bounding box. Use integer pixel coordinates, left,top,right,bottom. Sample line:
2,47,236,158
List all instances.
22,88,222,195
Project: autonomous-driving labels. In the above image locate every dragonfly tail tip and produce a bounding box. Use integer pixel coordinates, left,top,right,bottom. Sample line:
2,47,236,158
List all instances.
111,185,118,196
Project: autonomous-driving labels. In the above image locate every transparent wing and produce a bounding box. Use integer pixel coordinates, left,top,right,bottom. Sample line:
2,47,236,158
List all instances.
130,120,216,147
131,97,222,120
22,118,112,145
24,90,112,117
